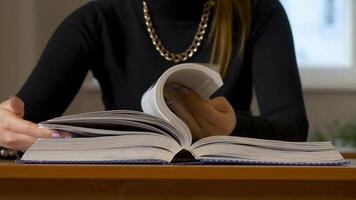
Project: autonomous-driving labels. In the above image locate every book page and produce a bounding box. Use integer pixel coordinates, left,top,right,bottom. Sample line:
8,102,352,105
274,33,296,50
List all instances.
191,136,345,164
22,134,182,163
41,110,183,144
141,63,223,149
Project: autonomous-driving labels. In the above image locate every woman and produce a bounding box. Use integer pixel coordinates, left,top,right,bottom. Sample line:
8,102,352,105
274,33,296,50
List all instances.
0,0,308,156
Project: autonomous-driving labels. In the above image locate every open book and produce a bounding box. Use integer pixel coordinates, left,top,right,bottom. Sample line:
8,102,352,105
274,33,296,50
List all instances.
20,63,349,166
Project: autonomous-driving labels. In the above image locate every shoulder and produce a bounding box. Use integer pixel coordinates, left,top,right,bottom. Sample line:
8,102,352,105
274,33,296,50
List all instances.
64,0,138,25
249,0,289,38
251,0,285,20
92,0,134,11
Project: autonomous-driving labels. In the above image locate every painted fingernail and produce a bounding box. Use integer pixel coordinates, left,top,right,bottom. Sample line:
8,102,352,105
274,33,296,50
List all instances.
172,84,181,91
51,130,61,138
167,99,176,109
182,87,190,96
9,95,15,101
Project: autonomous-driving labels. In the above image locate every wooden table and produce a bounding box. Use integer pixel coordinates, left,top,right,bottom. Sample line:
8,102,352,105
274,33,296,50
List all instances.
0,160,355,200
342,151,356,159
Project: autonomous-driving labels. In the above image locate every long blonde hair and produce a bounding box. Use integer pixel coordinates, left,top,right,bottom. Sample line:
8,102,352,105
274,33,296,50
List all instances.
210,0,252,76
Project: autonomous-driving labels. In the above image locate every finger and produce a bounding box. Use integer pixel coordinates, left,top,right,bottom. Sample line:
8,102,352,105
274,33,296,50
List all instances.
166,99,206,139
0,100,11,111
4,115,53,138
209,97,237,134
165,85,207,138
0,131,37,151
164,84,192,114
173,84,223,124
209,97,233,113
9,96,25,117
0,96,25,117
57,130,74,138
174,85,237,134
165,84,188,108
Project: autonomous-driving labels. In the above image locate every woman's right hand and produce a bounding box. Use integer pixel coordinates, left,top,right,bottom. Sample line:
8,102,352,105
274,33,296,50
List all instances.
0,96,55,151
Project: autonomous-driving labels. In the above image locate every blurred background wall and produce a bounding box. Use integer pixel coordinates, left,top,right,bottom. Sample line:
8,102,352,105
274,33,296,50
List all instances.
0,0,103,115
1,0,356,141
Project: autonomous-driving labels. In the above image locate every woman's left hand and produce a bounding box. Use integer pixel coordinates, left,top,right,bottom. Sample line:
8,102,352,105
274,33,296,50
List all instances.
164,84,236,140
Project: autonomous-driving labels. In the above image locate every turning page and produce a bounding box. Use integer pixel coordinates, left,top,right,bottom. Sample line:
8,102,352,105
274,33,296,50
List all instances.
141,63,223,148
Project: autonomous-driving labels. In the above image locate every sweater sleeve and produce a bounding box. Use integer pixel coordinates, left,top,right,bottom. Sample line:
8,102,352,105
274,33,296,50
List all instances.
233,0,308,141
17,2,99,123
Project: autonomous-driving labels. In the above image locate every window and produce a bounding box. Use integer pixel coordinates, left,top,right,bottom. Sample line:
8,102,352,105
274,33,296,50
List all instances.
280,0,355,90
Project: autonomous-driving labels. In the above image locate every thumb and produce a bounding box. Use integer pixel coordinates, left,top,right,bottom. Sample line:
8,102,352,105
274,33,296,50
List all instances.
208,97,233,113
9,96,25,118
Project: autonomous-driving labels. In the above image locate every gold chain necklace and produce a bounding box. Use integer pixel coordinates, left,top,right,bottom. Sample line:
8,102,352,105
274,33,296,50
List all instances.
142,1,214,63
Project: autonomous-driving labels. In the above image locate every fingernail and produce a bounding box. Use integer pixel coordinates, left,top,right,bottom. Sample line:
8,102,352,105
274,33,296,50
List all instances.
9,95,15,102
182,87,190,96
64,135,72,139
172,84,181,91
38,124,44,129
167,99,175,109
51,130,61,138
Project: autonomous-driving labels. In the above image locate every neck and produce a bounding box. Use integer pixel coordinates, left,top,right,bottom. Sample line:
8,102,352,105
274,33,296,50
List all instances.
145,0,207,20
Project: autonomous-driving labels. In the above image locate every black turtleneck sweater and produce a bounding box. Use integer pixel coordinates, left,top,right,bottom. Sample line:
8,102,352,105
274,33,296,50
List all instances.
17,0,309,141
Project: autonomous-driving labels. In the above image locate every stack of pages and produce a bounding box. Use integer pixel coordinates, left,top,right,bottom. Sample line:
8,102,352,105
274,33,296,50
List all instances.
20,63,349,166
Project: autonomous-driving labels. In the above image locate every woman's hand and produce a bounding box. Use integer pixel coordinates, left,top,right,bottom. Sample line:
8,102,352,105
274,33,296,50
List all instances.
164,84,236,140
0,96,63,151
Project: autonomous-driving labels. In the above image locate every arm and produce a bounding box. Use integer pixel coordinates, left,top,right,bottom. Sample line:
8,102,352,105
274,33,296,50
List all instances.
161,1,307,142
0,2,100,151
17,2,99,123
234,0,308,141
